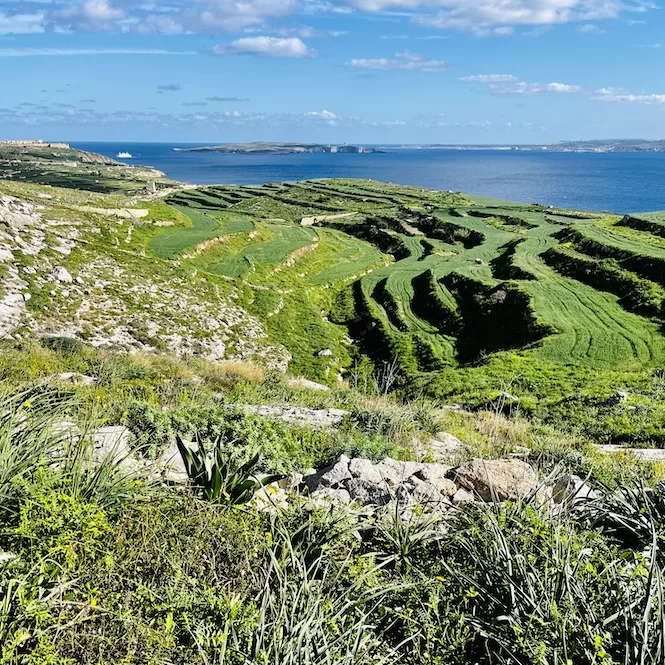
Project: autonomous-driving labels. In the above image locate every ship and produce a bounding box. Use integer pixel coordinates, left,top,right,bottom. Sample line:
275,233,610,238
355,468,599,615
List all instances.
116,151,133,159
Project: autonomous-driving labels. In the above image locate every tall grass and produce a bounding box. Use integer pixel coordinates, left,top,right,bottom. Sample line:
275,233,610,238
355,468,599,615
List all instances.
0,388,71,514
0,388,153,515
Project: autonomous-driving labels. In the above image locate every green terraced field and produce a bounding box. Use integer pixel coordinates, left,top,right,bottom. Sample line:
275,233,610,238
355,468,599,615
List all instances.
161,180,665,411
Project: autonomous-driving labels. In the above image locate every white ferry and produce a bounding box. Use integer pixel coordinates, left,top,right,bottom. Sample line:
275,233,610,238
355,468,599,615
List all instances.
116,151,133,159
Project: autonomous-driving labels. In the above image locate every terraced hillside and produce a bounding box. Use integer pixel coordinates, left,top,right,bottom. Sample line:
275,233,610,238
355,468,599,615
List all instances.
5,169,665,444
162,181,665,373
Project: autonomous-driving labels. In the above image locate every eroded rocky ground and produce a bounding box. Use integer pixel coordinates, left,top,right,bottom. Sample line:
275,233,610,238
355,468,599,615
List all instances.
0,184,290,369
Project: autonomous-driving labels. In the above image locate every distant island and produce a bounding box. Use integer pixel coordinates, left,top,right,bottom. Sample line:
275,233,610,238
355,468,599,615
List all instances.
173,141,380,155
405,139,665,153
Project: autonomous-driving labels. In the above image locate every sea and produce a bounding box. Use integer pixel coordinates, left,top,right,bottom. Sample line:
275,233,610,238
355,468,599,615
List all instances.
73,142,665,214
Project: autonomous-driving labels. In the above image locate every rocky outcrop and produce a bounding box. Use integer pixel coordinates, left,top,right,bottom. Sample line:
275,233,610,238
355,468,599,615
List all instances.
239,404,348,429
300,455,544,510
452,458,539,502
304,456,452,509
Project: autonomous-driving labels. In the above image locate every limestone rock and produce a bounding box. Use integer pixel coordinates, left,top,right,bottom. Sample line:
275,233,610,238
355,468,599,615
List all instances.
349,457,391,485
238,404,347,429
303,456,351,491
408,477,447,506
50,420,80,443
416,465,457,497
285,377,330,392
50,372,96,386
278,472,304,491
430,432,467,462
376,457,424,482
553,474,598,506
309,487,351,505
52,266,73,283
453,458,539,502
346,478,391,506
452,488,476,504
92,426,132,464
157,440,189,483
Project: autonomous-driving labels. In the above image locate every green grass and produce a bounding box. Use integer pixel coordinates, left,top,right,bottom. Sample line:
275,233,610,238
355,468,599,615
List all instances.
149,205,223,258
2,386,665,665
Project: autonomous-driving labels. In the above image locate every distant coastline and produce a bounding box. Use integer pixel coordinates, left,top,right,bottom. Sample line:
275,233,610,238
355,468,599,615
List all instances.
399,139,665,153
172,141,380,155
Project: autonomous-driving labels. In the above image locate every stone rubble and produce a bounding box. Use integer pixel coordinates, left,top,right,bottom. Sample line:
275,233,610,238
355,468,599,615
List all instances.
66,421,598,517
301,455,540,510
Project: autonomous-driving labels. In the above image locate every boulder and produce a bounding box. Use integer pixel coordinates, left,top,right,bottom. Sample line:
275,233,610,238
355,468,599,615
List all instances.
52,266,73,283
408,477,447,506
430,432,467,462
303,456,351,491
349,457,391,485
309,487,352,505
346,478,391,506
416,465,457,497
452,458,539,502
376,457,424,482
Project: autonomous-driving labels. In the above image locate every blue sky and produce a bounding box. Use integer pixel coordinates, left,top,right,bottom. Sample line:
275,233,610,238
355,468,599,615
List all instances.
1,0,664,143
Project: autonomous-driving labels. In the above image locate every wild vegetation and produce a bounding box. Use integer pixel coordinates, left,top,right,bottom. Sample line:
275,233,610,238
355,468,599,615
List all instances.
1,377,664,665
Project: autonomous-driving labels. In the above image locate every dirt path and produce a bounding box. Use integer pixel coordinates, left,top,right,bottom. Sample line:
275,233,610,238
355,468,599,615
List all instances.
73,205,149,220
301,212,359,227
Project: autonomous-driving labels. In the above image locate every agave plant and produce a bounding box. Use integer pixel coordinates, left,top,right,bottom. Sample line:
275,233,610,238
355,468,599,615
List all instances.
176,434,284,504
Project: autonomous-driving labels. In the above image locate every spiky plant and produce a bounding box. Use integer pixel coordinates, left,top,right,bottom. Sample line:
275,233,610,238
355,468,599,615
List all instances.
176,434,284,504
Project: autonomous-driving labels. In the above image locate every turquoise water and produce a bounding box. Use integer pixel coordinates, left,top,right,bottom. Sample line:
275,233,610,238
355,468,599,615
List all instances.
74,142,665,213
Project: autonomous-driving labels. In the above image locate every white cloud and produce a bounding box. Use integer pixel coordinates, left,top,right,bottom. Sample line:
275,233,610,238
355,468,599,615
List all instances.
344,0,657,34
53,0,125,31
44,0,298,33
0,12,46,34
277,25,348,38
214,36,315,57
347,50,445,71
577,23,605,33
459,74,517,82
0,48,196,57
305,109,339,119
461,74,582,95
9,0,657,38
492,80,583,95
593,87,665,103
